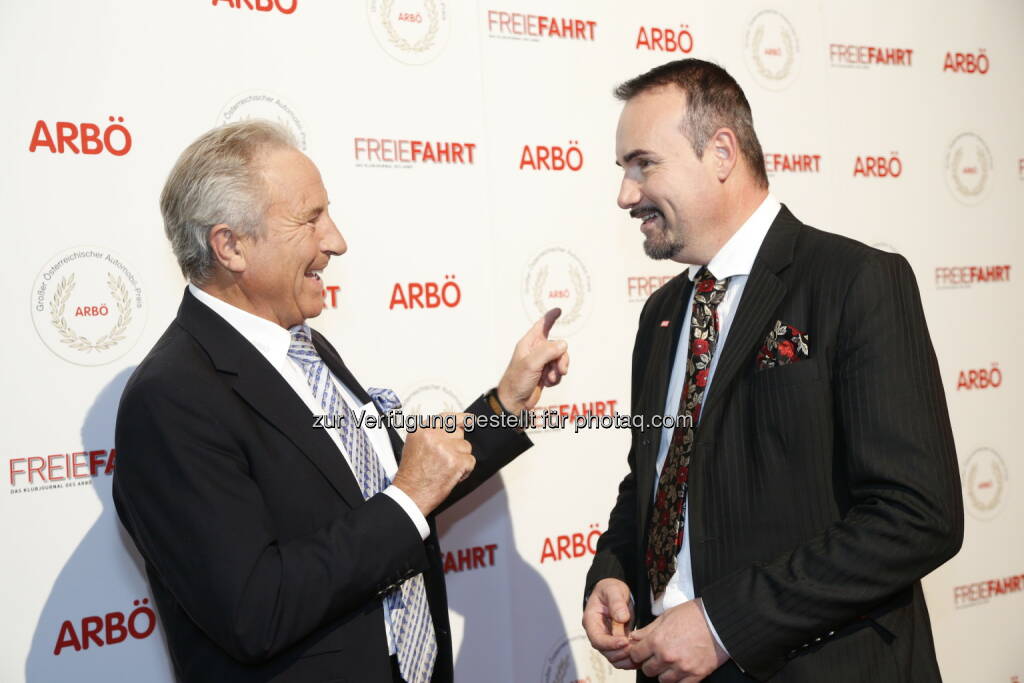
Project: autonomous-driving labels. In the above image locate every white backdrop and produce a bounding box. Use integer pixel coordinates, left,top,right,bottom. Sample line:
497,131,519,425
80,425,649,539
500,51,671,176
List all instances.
2,1,1022,681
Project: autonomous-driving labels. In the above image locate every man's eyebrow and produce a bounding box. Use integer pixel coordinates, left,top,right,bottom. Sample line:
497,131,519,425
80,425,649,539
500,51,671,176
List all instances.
300,205,324,222
616,149,653,166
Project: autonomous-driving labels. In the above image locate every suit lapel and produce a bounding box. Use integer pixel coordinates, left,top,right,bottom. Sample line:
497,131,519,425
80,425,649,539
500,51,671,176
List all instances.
176,290,366,509
700,206,800,426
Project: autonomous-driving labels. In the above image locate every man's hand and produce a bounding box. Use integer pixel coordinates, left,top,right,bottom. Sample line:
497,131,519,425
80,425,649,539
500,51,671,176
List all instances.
392,413,475,516
628,599,729,682
497,308,570,414
583,578,636,670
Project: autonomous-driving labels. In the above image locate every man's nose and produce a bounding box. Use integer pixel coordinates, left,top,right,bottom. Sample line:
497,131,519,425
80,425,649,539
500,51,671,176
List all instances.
618,175,642,210
321,214,347,256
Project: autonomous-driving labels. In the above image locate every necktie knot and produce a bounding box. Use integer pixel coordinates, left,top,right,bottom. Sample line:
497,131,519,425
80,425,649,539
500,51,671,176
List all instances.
288,325,319,365
693,267,728,305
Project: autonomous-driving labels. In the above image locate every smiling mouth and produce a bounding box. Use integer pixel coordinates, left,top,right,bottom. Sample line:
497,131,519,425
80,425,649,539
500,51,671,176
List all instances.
304,268,324,281
631,206,664,230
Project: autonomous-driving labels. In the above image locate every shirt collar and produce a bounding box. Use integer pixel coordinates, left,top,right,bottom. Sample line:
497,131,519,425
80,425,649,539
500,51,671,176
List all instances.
188,284,294,362
687,194,781,282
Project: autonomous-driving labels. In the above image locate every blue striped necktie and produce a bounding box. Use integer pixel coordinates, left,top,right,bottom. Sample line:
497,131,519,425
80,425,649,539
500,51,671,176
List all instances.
288,325,437,683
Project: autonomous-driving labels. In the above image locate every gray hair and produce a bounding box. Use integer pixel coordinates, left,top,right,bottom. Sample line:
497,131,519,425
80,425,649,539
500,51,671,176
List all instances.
160,120,298,284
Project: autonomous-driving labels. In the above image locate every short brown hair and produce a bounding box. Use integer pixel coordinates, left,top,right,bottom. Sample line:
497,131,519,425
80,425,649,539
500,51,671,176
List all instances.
615,59,769,189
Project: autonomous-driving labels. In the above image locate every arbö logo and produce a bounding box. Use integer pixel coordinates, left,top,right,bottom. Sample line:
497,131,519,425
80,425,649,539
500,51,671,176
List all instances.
962,447,1008,521
367,0,451,65
218,91,306,150
744,9,799,91
31,248,146,366
945,132,992,205
521,247,592,337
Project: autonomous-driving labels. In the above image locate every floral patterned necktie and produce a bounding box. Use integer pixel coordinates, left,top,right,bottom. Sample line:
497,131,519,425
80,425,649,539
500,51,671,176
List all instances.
646,267,729,598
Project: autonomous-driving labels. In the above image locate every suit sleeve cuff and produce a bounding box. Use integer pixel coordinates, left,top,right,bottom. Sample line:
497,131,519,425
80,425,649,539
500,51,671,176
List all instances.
383,485,429,540
698,598,738,669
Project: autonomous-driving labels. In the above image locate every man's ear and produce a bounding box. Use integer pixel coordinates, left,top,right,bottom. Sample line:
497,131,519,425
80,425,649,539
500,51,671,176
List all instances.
708,127,739,182
208,224,246,274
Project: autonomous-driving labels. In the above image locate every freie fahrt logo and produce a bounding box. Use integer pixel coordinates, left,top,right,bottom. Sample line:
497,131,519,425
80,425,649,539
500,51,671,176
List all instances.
54,598,157,655
635,24,694,53
389,274,461,310
627,275,674,303
321,284,340,309
765,153,821,175
219,91,306,150
961,447,1008,521
744,9,799,91
519,142,584,172
943,49,989,74
210,0,297,14
486,10,596,42
9,448,116,495
935,264,1010,289
29,117,132,156
956,363,1002,391
953,572,1024,609
354,137,477,168
367,0,451,65
31,248,146,366
521,247,592,337
945,132,993,205
443,544,498,574
853,152,902,178
829,43,913,68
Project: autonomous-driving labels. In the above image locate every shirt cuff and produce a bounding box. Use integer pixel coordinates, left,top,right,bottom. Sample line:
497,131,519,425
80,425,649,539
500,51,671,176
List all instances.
698,598,732,659
383,485,429,540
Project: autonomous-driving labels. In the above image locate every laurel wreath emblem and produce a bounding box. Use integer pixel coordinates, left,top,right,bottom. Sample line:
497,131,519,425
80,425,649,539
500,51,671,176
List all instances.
951,145,989,197
751,24,795,81
532,264,586,325
380,0,440,53
966,460,1003,512
49,272,132,352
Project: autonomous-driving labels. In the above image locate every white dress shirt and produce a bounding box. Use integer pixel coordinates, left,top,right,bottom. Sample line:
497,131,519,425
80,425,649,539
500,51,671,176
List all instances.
189,284,428,654
650,194,781,653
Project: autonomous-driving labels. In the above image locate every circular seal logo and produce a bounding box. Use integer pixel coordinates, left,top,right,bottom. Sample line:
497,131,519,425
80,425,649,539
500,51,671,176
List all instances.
543,634,614,683
217,91,307,150
743,9,800,91
401,382,463,416
367,0,451,65
962,447,1008,520
522,247,592,337
945,132,993,205
31,247,147,367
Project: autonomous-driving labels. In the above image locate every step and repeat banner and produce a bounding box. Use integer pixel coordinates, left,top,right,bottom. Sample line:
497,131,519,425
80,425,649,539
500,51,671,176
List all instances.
2,1,1021,681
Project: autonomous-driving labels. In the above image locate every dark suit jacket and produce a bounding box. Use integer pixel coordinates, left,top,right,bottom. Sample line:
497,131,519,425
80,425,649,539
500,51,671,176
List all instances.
113,289,531,682
586,206,963,682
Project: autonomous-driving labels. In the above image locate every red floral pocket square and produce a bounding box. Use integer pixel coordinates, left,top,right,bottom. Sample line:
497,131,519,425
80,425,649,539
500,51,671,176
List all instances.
756,320,810,370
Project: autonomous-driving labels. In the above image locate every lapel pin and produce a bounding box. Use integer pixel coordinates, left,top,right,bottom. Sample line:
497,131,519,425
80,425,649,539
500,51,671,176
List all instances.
660,320,671,327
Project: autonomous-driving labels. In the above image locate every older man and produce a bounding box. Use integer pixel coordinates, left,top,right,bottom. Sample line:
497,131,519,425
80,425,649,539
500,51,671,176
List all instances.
113,120,568,683
583,59,962,682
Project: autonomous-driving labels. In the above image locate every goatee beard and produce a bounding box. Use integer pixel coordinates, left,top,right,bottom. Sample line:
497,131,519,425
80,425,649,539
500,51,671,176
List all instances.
643,228,684,260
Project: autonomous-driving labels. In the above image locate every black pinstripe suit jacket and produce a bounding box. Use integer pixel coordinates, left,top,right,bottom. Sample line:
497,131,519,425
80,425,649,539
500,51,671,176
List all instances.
587,206,963,682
